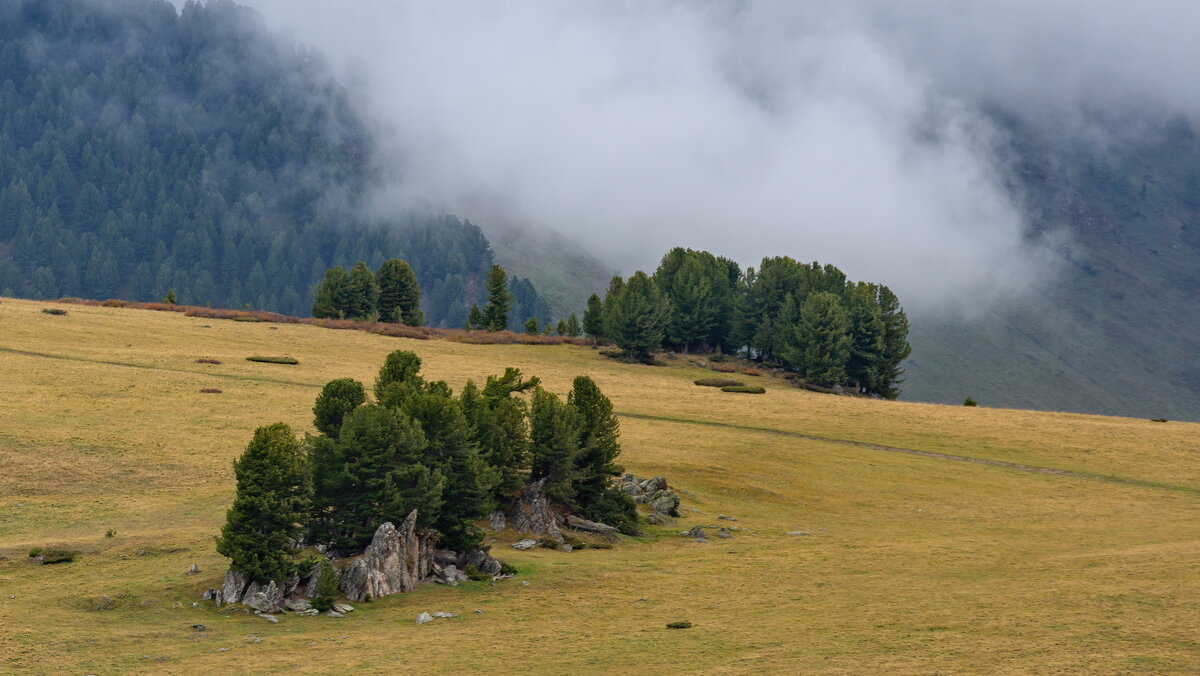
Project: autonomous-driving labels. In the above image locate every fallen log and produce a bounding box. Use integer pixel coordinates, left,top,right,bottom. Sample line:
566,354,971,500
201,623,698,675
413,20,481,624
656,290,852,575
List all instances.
565,515,620,540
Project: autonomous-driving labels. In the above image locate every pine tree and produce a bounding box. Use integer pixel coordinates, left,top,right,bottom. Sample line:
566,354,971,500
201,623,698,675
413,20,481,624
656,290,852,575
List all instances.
583,293,605,342
529,388,580,504
783,291,851,387
843,283,886,393
524,317,539,334
312,378,367,438
607,271,671,362
556,319,568,336
216,423,311,583
311,266,349,319
869,284,912,399
345,261,379,321
482,264,511,332
567,376,635,532
467,304,483,330
376,258,423,325
565,313,581,337
375,350,424,400
164,289,177,305
311,559,338,612
600,276,625,341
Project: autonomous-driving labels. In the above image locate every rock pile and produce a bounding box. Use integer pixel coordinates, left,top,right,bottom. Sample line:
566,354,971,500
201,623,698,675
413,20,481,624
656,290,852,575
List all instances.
618,474,681,519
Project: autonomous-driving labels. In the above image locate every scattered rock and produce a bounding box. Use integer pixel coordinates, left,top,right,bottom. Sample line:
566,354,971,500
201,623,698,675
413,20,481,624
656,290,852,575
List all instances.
89,595,116,611
243,580,285,614
787,531,810,536
285,598,312,612
520,580,530,586
644,512,669,526
487,511,507,532
716,528,732,539
474,609,483,615
639,476,668,494
717,514,737,521
248,636,262,644
557,544,573,553
432,611,457,618
191,624,207,632
564,514,620,539
259,614,279,623
326,610,344,618
512,539,537,550
332,603,354,614
415,612,433,624
298,608,320,616
220,569,251,606
682,525,707,540
187,563,200,574
202,588,223,605
217,648,230,653
649,490,681,517
506,478,563,542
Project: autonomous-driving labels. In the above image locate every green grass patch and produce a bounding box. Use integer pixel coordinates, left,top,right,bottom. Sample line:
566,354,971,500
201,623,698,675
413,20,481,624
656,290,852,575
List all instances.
721,385,765,394
694,377,744,387
246,355,300,365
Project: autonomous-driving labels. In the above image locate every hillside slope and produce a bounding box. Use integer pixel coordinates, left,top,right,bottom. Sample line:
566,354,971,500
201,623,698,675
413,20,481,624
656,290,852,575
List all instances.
2,297,1198,674
903,115,1200,421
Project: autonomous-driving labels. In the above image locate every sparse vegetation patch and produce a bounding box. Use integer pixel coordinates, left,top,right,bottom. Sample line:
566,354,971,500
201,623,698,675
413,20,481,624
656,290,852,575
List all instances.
246,356,299,365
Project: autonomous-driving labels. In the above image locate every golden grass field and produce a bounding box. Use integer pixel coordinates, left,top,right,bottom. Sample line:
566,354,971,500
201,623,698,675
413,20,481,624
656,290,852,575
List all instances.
1,295,1198,674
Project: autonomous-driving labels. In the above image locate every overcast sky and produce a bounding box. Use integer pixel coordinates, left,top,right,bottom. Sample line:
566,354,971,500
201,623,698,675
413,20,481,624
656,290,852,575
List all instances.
241,1,1197,315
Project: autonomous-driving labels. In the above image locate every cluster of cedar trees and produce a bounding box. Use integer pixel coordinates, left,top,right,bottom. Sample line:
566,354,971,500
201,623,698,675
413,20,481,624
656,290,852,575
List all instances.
310,259,424,325
463,264,583,336
581,248,912,397
216,350,636,584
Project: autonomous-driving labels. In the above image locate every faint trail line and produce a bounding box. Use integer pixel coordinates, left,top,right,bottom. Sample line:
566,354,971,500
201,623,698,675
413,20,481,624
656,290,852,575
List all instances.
616,411,1200,496
0,346,322,389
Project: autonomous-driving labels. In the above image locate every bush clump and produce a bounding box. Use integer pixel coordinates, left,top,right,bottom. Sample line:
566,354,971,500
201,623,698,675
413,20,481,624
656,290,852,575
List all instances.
666,621,693,629
311,560,339,612
38,549,78,564
41,308,68,316
28,548,41,558
199,388,223,394
721,385,765,394
246,356,299,365
196,358,221,364
963,397,978,407
1150,418,1168,423
694,378,744,388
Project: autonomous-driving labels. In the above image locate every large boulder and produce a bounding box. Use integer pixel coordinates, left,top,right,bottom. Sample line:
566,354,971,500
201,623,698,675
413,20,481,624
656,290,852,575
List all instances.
243,579,285,614
338,510,433,602
458,548,504,577
506,479,563,542
649,489,681,517
220,569,251,605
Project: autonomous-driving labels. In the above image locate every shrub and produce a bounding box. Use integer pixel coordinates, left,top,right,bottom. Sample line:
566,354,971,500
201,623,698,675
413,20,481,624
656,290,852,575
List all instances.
742,368,761,377
721,386,765,394
963,397,978,407
196,358,221,364
464,564,490,581
246,356,299,365
233,315,265,322
105,529,116,538
666,621,693,629
694,378,744,388
40,549,77,564
499,561,518,576
41,308,68,315
199,388,223,394
709,362,737,373
101,299,126,307
28,548,41,558
1150,418,1168,423
311,560,338,612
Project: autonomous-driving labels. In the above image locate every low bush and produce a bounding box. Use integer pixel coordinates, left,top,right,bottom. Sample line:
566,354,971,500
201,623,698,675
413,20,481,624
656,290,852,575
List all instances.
39,549,77,564
963,397,978,407
246,356,299,365
721,385,765,394
1150,418,1168,423
196,358,221,364
233,315,265,322
499,561,518,576
464,565,490,581
708,362,737,373
694,377,744,388
28,548,41,558
199,388,223,394
666,621,693,629
41,308,68,316
742,368,761,377
104,529,116,538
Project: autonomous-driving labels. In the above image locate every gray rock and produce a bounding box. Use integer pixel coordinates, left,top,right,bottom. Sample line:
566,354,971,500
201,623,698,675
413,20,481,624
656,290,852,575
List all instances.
220,569,251,606
285,598,312,612
247,636,262,644
415,612,434,624
682,525,707,540
187,564,200,574
432,611,457,618
557,544,573,553
717,514,737,521
649,489,681,517
259,614,279,623
506,479,563,542
487,511,507,532
512,539,538,550
243,580,285,614
339,510,433,602
458,549,503,577
298,608,320,616
639,476,668,494
645,512,668,526
787,531,810,536
326,610,344,618
716,528,732,539
191,624,207,632
474,609,484,614
217,648,230,652
201,588,222,605
332,603,354,613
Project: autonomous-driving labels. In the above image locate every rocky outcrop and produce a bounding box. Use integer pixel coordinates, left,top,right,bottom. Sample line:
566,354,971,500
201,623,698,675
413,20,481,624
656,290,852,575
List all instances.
506,478,562,542
339,510,432,602
220,569,251,605
243,579,285,614
619,474,681,517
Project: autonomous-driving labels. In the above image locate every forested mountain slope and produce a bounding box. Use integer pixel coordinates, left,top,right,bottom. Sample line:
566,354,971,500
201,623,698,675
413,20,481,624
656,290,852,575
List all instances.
0,0,545,326
903,114,1200,421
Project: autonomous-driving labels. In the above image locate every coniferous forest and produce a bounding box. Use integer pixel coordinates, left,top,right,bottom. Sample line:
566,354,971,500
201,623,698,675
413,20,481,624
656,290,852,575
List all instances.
0,0,547,326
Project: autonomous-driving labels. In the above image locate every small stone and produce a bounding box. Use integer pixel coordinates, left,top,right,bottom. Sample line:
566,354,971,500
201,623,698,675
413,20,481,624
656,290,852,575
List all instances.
717,528,732,539
191,602,199,608
432,611,457,618
511,539,537,550
682,525,707,540
787,531,810,536
474,609,483,614
717,514,737,521
191,624,207,632
285,598,312,612
557,544,573,552
187,563,200,574
645,512,668,526
217,648,230,652
326,610,344,618
666,621,693,629
415,612,433,624
520,581,530,586
332,603,354,613
248,636,262,644
260,614,279,623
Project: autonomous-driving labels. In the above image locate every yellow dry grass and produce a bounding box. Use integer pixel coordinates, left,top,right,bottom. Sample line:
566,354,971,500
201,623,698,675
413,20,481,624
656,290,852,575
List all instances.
1,296,1199,674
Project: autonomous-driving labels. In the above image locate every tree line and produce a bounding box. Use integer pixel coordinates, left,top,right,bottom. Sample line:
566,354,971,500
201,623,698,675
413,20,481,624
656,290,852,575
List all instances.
582,247,912,398
217,350,637,584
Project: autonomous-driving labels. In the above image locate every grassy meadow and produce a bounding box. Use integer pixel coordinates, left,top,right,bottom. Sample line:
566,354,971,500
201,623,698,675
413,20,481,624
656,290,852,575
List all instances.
1,296,1198,674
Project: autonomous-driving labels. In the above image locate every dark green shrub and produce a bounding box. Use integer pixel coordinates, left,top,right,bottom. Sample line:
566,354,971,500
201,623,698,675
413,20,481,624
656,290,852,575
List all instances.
464,565,489,581
694,378,744,388
588,542,614,550
311,560,338,612
499,561,518,576
105,529,116,538
28,548,41,558
41,308,68,315
963,397,978,407
40,549,77,564
246,356,299,365
1150,418,1168,423
721,386,765,394
666,621,693,629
